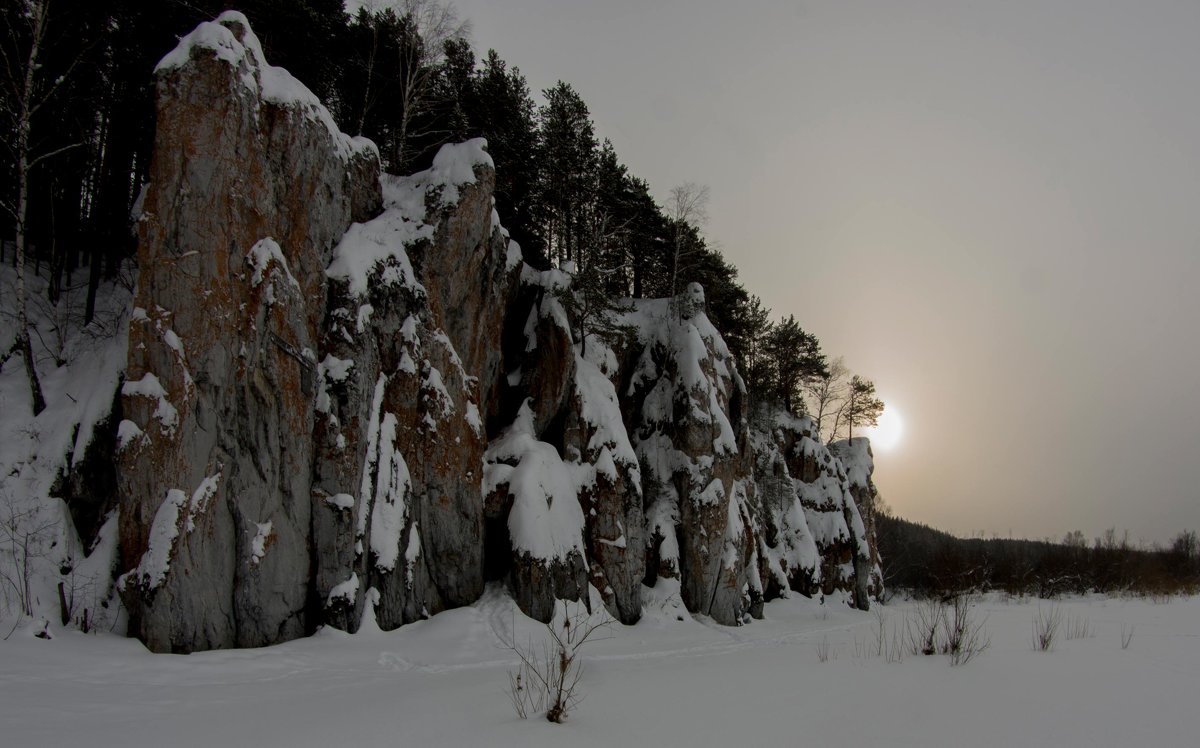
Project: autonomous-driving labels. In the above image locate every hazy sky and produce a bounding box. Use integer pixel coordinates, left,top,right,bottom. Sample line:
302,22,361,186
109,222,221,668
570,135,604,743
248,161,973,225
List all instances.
449,0,1200,544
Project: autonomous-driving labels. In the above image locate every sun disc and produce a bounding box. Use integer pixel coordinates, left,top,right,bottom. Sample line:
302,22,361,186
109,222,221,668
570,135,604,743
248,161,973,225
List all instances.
865,406,903,451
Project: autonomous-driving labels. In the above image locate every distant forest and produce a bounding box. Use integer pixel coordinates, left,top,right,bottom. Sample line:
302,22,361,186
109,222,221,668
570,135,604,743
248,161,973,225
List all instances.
2,0,884,432
876,506,1200,598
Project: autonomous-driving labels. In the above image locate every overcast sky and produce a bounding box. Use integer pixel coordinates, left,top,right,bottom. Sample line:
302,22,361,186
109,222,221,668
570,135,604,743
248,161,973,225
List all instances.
449,0,1200,544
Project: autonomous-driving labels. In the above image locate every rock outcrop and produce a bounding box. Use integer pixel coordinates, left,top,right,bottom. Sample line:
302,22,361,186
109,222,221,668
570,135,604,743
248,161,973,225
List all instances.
760,414,875,609
116,12,380,652
750,414,822,602
621,288,758,625
312,140,521,632
113,14,881,652
832,438,885,602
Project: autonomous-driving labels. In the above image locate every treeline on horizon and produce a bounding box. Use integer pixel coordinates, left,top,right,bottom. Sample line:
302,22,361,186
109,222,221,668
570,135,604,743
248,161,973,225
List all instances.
1,0,884,435
877,509,1200,599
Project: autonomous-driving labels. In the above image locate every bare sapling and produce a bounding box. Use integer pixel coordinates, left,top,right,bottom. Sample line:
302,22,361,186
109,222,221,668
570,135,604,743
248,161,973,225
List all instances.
1032,604,1061,652
941,593,990,666
1120,624,1135,650
815,634,832,663
505,606,608,723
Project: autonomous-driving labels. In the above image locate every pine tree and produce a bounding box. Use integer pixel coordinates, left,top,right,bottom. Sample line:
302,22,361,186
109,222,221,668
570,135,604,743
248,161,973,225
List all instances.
590,139,633,296
536,81,597,264
78,0,202,322
681,244,749,350
736,295,774,405
845,375,884,443
554,212,633,357
469,50,540,260
437,36,476,143
621,175,669,298
764,315,827,416
339,6,404,141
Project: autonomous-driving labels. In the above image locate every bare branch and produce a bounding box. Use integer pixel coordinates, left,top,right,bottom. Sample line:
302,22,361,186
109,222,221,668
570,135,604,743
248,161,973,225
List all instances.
26,139,83,169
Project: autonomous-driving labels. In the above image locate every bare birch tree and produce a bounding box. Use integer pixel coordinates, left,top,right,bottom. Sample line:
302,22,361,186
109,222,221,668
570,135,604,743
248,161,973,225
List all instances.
0,0,84,415
666,181,708,319
360,0,470,170
807,357,849,442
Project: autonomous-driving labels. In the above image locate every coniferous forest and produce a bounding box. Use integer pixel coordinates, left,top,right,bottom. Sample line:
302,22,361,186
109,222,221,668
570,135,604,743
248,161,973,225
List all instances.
1,0,876,428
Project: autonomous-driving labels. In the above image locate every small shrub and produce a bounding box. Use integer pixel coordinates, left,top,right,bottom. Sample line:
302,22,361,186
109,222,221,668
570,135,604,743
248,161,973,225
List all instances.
942,593,990,666
1032,604,1061,651
871,606,905,664
505,607,607,723
815,634,832,663
1120,624,1135,650
1,496,59,619
853,633,867,660
901,593,988,665
1064,611,1093,640
906,599,944,656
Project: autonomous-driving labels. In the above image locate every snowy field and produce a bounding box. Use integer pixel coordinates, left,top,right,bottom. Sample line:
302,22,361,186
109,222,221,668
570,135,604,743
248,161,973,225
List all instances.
2,590,1197,747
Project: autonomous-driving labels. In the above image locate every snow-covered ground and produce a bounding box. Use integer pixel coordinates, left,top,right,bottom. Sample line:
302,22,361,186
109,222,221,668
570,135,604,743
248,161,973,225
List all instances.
2,591,1197,747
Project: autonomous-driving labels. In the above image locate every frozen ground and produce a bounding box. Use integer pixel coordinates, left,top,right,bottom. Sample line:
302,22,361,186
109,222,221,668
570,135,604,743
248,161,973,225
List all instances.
1,590,1197,747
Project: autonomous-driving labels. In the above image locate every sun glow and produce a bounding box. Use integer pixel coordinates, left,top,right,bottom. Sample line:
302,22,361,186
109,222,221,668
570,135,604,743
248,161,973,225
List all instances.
863,405,903,451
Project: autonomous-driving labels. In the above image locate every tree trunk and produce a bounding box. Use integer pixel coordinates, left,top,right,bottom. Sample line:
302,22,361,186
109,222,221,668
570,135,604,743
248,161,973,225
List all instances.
14,0,48,416
57,581,70,625
16,176,47,416
48,181,62,305
670,235,680,321
356,23,378,136
84,242,101,325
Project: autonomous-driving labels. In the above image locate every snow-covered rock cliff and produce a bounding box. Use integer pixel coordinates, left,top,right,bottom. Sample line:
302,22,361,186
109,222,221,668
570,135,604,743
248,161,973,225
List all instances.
116,12,381,651
1,13,882,651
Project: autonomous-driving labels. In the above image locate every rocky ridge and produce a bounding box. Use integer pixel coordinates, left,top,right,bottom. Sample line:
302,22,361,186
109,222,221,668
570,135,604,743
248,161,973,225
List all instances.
109,13,880,652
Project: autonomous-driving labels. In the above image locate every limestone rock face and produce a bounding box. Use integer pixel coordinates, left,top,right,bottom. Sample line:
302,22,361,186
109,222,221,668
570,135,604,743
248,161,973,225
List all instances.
832,438,884,602
624,287,759,625
113,14,881,653
116,12,380,652
750,414,821,601
481,284,597,624
772,416,874,609
313,142,520,631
